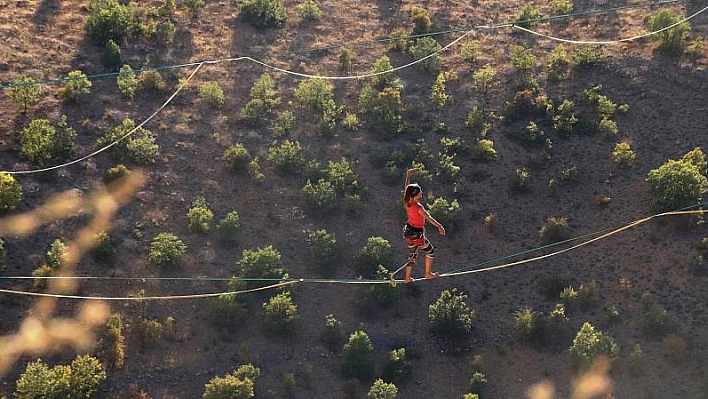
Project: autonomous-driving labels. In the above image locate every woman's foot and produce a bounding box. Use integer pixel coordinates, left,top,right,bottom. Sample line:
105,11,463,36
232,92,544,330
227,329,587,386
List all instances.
404,276,414,284
424,272,439,280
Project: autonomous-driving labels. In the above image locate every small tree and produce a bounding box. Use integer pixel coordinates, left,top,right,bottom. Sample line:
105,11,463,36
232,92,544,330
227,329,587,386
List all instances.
102,39,122,70
217,211,241,241
647,150,708,211
0,172,23,212
183,0,206,17
8,76,43,113
240,0,287,29
612,142,636,166
47,238,68,270
261,292,298,335
149,233,187,267
239,245,285,287
203,373,254,399
472,65,496,105
15,355,107,399
199,81,225,108
568,322,619,370
209,279,247,327
222,143,252,172
241,73,281,124
307,229,343,273
117,64,138,99
428,288,475,339
384,348,411,382
18,117,76,167
139,69,166,91
85,0,135,44
368,379,398,399
302,179,337,214
57,70,92,102
355,236,392,278
98,313,126,370
321,314,344,350
342,330,374,379
646,10,691,53
514,4,541,28
268,140,305,174
408,36,442,72
297,0,322,20
187,198,214,233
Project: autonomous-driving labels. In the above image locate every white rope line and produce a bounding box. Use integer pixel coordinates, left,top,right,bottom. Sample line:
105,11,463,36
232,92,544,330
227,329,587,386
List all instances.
1,62,208,175
512,4,708,45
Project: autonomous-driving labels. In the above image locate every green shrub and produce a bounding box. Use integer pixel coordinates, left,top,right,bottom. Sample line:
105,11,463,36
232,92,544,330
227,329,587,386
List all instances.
241,74,281,125
8,76,42,113
104,164,131,186
199,81,225,108
568,322,619,370
85,0,135,44
18,117,76,167
408,36,442,72
472,65,496,105
428,288,475,339
217,211,241,240
550,0,572,15
32,264,54,289
209,279,247,328
598,117,619,137
294,78,336,115
321,314,344,350
339,48,353,73
646,10,691,53
307,229,342,273
222,143,252,171
183,0,205,17
0,172,22,212
410,6,432,35
57,70,92,102
272,110,294,137
460,40,480,62
15,355,106,399
302,179,337,213
139,69,165,91
384,348,411,382
341,113,359,131
240,0,287,28
428,197,461,229
472,139,497,161
469,372,487,394
430,71,457,110
261,292,298,335
248,157,265,182
156,20,175,43
46,238,67,270
149,233,187,267
513,4,541,28
612,141,637,166
117,64,138,99
513,307,542,342
102,39,122,70
571,45,603,69
465,104,489,135
91,231,117,260
98,313,125,370
355,236,392,278
539,217,569,243
643,304,672,338
239,245,285,287
297,0,322,20
355,265,400,309
647,149,708,211
342,330,374,379
124,129,160,164
187,198,214,233
203,371,255,399
547,45,570,81
367,379,398,399
509,168,531,193
268,140,305,174
137,318,163,344
552,99,578,135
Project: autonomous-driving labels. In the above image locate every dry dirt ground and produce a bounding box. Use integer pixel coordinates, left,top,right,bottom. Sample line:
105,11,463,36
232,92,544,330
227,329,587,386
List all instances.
1,1,708,398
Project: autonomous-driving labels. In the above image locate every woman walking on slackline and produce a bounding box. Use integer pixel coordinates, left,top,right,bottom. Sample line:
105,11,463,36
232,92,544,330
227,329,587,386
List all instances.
401,168,446,283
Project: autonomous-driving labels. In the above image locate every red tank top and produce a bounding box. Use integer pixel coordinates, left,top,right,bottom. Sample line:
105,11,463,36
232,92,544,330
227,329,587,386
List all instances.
405,202,425,229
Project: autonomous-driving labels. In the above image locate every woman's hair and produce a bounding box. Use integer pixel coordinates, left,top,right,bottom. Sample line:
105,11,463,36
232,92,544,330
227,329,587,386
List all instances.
404,184,422,205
